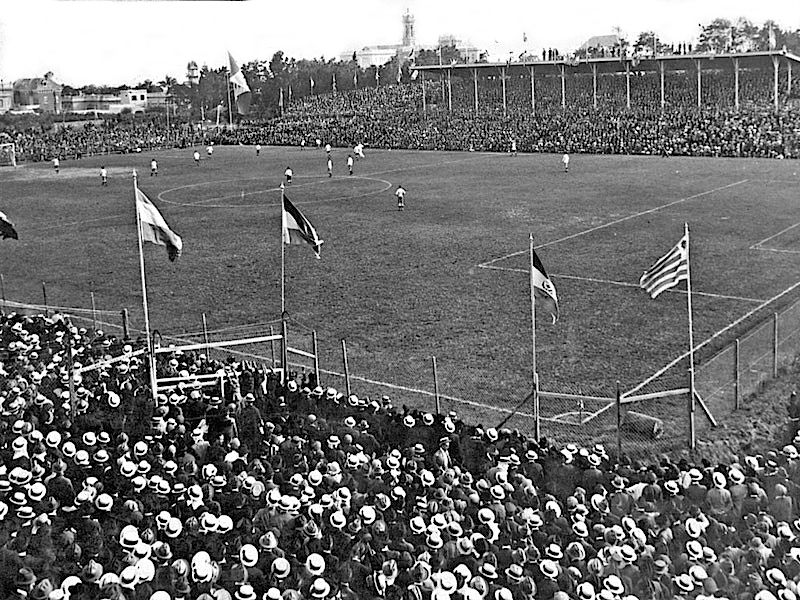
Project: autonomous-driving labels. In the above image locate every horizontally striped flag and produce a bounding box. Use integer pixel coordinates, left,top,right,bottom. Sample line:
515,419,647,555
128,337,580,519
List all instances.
639,232,689,298
228,52,252,115
136,186,182,261
283,193,323,259
531,248,559,324
0,211,18,240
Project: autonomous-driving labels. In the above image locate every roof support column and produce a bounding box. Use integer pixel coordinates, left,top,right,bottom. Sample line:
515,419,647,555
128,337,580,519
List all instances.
530,65,535,116
501,66,507,117
695,59,702,108
772,55,779,112
473,68,478,113
733,57,739,111
560,64,566,109
625,62,631,109
788,60,793,96
659,60,665,110
421,72,426,115
591,63,597,110
447,69,452,113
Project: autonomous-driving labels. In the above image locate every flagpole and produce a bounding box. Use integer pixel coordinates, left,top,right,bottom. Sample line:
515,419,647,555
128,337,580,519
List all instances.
280,183,286,316
227,67,234,126
529,233,540,441
685,222,696,451
133,171,157,404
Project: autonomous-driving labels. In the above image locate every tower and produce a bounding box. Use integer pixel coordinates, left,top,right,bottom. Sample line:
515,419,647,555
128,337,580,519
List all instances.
186,61,200,86
402,10,415,47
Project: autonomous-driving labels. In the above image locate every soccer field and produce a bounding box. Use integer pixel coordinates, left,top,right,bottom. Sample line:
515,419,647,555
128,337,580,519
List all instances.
2,145,800,438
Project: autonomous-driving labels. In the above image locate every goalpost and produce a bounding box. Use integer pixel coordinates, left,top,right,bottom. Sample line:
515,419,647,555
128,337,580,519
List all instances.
0,143,17,168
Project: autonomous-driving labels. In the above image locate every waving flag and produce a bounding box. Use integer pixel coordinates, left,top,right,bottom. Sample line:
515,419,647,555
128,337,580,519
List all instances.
639,232,689,298
0,211,18,240
228,52,252,115
136,186,182,261
531,248,559,324
283,194,323,259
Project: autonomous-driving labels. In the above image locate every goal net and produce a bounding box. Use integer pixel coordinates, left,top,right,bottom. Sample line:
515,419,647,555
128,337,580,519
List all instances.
0,143,16,168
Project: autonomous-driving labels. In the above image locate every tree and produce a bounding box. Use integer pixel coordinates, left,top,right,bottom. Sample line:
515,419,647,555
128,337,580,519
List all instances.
633,31,671,57
158,75,178,92
697,18,733,53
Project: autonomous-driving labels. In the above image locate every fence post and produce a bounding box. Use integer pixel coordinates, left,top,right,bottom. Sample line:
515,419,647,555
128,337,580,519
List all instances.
42,281,49,317
0,273,6,315
341,339,351,399
734,338,741,410
121,309,130,340
616,381,622,464
90,291,97,333
312,330,320,388
773,312,779,378
432,356,441,415
202,313,210,354
269,325,276,368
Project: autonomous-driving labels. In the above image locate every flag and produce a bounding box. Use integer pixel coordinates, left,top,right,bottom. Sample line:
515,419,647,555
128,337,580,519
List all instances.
531,248,559,324
310,77,315,92
283,194,323,259
136,186,182,261
288,85,293,102
411,69,419,81
228,52,252,115
279,88,284,110
769,26,777,50
353,70,358,87
639,232,689,299
332,73,337,93
396,64,402,84
0,211,18,240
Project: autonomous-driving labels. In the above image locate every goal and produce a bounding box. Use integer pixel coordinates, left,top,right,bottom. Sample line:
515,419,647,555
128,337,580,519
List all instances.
0,143,16,168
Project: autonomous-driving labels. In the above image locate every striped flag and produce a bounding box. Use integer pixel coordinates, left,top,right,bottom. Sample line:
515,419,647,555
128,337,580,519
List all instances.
310,77,315,92
283,193,323,259
531,248,559,324
136,186,182,261
228,52,252,115
0,211,18,240
639,232,689,298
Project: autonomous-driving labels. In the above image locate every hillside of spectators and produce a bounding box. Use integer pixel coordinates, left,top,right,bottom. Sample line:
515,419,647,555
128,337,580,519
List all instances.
2,310,800,600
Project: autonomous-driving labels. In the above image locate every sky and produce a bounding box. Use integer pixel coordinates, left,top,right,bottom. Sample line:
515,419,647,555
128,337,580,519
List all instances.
0,0,797,87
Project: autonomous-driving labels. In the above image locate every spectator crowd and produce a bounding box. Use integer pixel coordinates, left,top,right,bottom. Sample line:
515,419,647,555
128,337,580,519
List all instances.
2,310,800,600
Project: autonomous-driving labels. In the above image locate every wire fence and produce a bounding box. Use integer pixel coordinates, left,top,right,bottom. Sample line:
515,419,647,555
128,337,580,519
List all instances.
3,290,800,459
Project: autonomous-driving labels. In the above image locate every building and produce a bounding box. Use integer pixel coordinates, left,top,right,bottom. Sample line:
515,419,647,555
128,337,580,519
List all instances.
437,35,482,63
61,93,122,114
579,35,624,57
186,61,200,86
147,90,172,109
342,10,416,69
117,89,147,112
0,84,13,114
12,72,62,113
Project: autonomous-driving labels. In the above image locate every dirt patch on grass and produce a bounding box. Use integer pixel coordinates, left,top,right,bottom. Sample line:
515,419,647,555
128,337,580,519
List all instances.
1,165,133,181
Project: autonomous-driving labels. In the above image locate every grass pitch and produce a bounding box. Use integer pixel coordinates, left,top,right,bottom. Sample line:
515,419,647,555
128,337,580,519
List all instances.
2,145,799,436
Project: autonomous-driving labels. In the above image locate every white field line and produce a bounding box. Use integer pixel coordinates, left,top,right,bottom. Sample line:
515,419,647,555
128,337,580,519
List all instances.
623,279,800,398
750,221,800,250
480,267,764,303
478,179,749,268
753,248,800,255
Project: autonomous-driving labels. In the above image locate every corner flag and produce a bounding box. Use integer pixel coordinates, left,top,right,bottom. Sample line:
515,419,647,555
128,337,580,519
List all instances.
135,186,183,261
639,232,689,298
283,194,323,259
0,211,18,240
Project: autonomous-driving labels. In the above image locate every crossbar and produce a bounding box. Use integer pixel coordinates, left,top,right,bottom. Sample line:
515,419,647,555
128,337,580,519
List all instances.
539,391,614,403
155,334,282,354
157,373,221,384
621,388,690,404
77,348,147,374
287,347,315,359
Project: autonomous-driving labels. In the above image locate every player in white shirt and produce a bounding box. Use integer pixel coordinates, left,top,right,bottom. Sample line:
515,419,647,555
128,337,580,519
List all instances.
100,166,108,186
325,143,331,155
193,151,201,165
150,159,158,177
395,185,406,211
347,154,354,175
207,144,214,157
510,139,517,157
255,144,261,156
52,157,60,173
284,166,293,184
315,138,321,148
354,143,365,159
327,157,333,178
301,139,306,150
562,153,570,172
